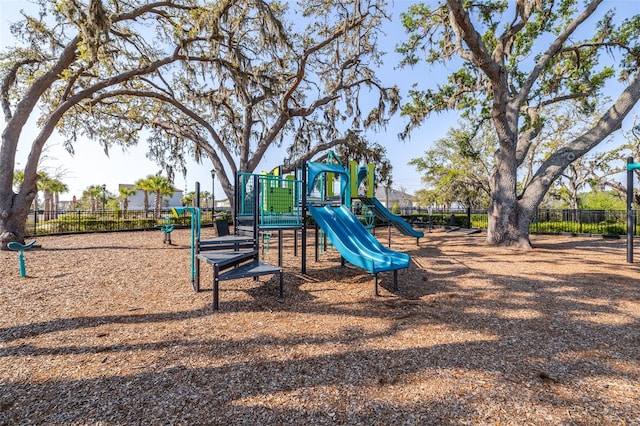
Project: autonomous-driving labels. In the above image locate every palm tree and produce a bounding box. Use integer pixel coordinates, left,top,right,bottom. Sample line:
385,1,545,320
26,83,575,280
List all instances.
37,172,55,220
134,177,153,218
82,185,103,213
144,174,175,219
48,179,69,219
181,191,195,207
14,170,68,219
119,186,137,219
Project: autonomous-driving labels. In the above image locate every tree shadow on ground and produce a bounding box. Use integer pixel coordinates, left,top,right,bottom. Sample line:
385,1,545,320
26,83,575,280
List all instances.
2,233,639,424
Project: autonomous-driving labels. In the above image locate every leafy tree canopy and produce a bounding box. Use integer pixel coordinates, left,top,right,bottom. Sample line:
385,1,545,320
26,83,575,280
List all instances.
409,120,493,209
52,0,399,210
579,190,626,210
2,0,398,246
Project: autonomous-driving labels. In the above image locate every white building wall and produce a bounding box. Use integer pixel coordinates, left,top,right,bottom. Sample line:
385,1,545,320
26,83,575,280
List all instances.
373,187,414,213
119,184,184,210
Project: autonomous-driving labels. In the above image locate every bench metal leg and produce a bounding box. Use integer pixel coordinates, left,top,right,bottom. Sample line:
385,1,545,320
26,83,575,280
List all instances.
279,269,284,298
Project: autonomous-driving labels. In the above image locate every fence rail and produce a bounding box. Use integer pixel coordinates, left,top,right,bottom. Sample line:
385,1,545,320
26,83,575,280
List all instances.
24,207,638,237
24,208,230,236
401,208,639,237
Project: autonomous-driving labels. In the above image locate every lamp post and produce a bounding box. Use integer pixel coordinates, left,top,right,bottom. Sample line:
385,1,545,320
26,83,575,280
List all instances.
210,168,216,224
101,184,106,211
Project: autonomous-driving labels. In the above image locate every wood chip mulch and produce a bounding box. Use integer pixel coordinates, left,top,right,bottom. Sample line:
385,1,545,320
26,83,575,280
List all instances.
1,228,639,425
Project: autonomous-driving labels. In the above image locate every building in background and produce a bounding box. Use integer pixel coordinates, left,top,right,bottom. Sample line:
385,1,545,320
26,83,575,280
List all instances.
374,187,414,214
118,184,184,210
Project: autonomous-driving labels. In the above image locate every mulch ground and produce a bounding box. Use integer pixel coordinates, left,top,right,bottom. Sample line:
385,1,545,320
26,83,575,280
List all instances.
0,228,639,425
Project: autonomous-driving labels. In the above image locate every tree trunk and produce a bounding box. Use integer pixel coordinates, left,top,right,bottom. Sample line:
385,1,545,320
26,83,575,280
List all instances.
221,177,235,222
487,200,534,248
154,191,161,220
143,191,149,218
486,124,534,248
0,192,35,249
54,192,60,219
44,190,53,221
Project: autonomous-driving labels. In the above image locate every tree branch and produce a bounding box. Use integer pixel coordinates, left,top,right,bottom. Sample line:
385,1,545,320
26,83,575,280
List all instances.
280,13,367,112
1,58,39,121
281,136,353,174
523,68,640,204
87,89,236,174
446,0,501,80
515,0,603,107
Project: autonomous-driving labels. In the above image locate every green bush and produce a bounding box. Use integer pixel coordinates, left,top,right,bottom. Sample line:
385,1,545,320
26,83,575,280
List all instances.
172,216,192,226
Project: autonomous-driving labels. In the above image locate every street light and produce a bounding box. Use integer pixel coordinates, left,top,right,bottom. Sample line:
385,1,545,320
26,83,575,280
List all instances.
101,184,106,211
210,168,216,223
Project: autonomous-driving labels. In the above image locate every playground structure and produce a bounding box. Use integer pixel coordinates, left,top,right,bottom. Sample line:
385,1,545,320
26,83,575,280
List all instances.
171,204,201,289
174,180,291,310
306,152,424,245
305,160,411,295
234,169,305,270
175,155,419,309
348,160,424,244
316,156,424,244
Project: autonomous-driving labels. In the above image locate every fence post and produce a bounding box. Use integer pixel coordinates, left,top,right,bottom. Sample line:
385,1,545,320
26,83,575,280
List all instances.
579,210,583,234
627,157,639,263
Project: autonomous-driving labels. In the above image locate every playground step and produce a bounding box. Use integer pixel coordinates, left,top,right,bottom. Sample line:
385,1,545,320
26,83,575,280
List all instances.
197,250,258,271
219,260,282,281
197,253,283,310
237,225,255,236
199,235,255,252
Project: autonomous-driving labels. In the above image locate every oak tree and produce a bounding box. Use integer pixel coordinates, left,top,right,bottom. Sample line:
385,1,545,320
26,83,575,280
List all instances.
56,0,399,216
398,0,640,247
1,0,203,248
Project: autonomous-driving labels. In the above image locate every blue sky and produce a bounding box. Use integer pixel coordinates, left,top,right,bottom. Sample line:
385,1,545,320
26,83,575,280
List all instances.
1,0,638,200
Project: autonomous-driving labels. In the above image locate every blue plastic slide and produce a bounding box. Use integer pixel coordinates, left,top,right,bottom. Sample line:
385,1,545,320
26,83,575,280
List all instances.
358,197,424,238
308,204,410,274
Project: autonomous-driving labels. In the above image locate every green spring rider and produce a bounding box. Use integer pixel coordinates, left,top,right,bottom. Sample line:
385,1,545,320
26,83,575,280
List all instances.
7,240,37,278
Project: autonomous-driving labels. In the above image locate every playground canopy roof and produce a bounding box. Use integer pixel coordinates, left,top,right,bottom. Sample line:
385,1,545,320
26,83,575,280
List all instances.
306,161,349,197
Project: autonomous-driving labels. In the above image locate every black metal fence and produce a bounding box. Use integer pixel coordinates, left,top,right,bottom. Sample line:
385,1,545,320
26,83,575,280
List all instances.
24,208,231,236
401,207,638,237
24,207,638,237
